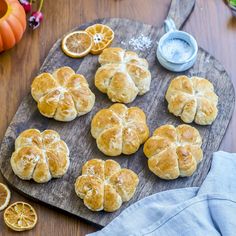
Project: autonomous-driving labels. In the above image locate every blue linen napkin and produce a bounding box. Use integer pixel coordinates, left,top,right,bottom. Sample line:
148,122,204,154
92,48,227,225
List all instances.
88,151,236,236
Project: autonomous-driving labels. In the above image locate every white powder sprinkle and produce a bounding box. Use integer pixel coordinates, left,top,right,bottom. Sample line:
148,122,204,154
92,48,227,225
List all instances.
121,34,153,51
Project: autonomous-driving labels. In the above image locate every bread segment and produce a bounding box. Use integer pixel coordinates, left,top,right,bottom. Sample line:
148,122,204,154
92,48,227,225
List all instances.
166,76,218,125
31,67,95,122
11,129,70,183
95,48,151,103
75,159,139,212
91,103,149,156
144,124,203,180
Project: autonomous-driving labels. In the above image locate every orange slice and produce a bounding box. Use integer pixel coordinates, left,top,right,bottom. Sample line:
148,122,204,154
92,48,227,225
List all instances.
4,202,37,231
0,183,11,211
85,24,114,54
62,31,93,58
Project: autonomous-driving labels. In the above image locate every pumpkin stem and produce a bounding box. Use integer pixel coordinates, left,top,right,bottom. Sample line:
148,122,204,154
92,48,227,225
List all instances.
38,0,44,12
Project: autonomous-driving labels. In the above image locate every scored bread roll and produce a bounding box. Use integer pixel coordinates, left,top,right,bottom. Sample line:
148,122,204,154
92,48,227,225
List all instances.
11,129,70,183
143,124,203,180
31,66,95,122
166,76,218,125
95,47,151,103
74,159,139,212
91,103,149,156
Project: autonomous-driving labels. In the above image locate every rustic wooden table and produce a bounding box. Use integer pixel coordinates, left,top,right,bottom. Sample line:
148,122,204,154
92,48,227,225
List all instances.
0,0,235,235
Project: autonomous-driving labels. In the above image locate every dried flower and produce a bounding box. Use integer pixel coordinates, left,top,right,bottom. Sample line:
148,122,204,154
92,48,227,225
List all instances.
28,11,43,29
19,0,32,13
28,0,44,30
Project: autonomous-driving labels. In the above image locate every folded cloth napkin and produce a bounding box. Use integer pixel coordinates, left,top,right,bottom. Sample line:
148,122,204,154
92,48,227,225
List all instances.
88,151,236,236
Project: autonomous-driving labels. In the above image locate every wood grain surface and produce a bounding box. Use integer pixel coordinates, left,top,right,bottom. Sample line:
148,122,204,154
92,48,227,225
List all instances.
0,0,236,235
1,12,235,227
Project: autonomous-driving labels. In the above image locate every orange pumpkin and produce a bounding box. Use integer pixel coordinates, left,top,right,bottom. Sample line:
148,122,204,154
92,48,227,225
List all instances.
0,0,26,52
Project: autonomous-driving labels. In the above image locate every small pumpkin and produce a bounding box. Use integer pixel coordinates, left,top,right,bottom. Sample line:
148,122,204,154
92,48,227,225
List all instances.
0,0,26,52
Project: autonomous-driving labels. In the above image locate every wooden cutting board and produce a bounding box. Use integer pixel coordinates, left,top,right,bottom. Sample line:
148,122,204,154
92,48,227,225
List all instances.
0,0,235,227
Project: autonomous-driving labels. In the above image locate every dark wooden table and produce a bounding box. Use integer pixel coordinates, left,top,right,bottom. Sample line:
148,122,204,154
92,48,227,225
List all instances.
0,0,235,235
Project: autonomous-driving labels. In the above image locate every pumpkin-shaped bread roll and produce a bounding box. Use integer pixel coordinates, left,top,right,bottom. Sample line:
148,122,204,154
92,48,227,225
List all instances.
11,129,70,183
95,48,151,103
75,159,139,212
143,124,203,180
91,103,149,156
166,76,218,125
31,66,95,122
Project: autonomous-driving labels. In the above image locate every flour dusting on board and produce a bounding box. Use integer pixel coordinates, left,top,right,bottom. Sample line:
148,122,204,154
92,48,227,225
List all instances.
121,34,152,51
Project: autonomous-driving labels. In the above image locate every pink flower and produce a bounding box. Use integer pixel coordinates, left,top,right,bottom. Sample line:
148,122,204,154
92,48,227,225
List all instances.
19,0,32,13
28,11,43,30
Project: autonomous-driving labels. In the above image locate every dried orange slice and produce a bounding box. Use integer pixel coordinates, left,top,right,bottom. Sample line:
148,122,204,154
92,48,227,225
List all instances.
0,183,11,211
85,24,114,54
4,202,37,231
62,31,93,58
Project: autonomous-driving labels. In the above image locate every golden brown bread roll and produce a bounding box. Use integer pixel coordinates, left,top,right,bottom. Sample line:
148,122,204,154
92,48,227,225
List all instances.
74,159,139,212
31,66,95,122
91,103,149,156
143,124,203,180
10,129,70,183
166,76,218,125
95,48,151,103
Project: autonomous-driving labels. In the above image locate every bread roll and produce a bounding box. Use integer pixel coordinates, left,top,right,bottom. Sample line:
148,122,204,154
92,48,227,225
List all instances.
31,66,95,121
144,124,203,180
95,48,151,103
11,129,70,183
166,76,218,125
91,103,149,156
74,159,139,212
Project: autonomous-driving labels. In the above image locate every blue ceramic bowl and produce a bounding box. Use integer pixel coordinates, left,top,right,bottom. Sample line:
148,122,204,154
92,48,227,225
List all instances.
156,19,198,72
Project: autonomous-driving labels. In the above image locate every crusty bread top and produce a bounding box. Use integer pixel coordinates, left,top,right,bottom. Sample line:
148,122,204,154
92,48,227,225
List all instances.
166,76,218,125
31,66,95,122
95,48,151,103
74,159,139,212
144,124,203,180
91,103,149,156
11,129,70,183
